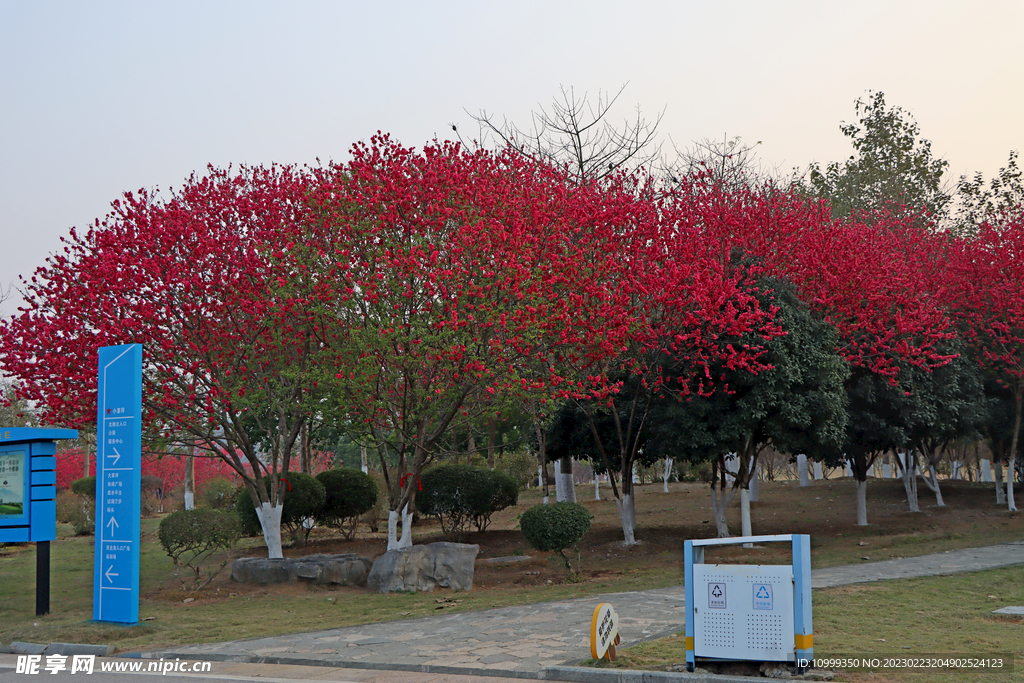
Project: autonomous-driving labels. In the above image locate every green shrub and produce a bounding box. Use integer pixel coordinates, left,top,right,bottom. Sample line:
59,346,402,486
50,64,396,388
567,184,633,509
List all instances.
158,509,240,591
200,476,234,509
417,464,518,539
70,476,96,498
496,450,537,489
234,472,325,546
519,501,592,576
55,490,94,536
315,468,378,540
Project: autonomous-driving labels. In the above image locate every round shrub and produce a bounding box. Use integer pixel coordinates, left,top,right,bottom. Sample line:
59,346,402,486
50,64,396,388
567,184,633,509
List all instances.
200,476,234,509
315,468,377,539
519,501,592,574
418,464,518,538
496,450,537,489
234,472,326,545
70,476,96,498
158,508,240,590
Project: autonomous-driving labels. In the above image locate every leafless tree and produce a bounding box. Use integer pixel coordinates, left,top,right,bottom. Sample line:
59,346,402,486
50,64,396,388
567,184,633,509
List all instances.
463,84,665,184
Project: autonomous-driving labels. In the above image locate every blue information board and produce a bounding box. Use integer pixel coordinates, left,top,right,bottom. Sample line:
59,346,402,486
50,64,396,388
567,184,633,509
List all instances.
0,429,77,543
93,344,142,625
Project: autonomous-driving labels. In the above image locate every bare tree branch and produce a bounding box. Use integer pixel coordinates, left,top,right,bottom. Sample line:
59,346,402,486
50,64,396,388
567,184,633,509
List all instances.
467,84,665,184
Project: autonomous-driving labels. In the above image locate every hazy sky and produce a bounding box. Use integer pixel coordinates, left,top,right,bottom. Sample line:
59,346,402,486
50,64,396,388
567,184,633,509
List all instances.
2,0,1022,317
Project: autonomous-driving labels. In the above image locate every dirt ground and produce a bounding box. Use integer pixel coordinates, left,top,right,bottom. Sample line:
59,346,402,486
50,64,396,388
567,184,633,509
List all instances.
177,475,1023,600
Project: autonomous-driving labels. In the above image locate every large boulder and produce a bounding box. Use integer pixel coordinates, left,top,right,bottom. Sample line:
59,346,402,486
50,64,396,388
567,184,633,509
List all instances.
367,542,479,593
231,553,372,586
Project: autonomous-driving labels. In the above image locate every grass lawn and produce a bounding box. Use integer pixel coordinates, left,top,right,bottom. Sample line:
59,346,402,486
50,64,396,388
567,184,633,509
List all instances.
591,566,1024,683
0,476,1021,661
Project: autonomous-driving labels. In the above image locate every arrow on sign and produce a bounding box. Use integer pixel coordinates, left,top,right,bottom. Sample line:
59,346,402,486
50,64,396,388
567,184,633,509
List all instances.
106,516,119,534
105,565,119,583
108,447,121,465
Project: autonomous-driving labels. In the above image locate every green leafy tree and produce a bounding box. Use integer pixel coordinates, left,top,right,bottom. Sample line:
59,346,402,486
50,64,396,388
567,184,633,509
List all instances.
809,91,950,226
648,275,849,537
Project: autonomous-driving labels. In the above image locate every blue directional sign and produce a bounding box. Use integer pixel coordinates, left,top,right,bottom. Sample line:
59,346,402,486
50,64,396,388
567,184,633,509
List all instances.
93,344,142,625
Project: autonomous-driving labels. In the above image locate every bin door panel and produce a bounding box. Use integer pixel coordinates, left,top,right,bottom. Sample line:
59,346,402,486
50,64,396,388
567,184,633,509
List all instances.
693,564,795,662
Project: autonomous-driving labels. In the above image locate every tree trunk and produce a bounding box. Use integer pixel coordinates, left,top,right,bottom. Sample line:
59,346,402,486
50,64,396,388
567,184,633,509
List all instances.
710,486,733,538
554,459,565,501
184,446,196,510
255,502,284,559
922,464,945,507
594,469,600,500
1007,379,1022,512
740,488,752,546
663,458,673,493
360,443,368,474
398,503,413,549
897,451,919,512
615,494,636,545
560,457,576,502
749,457,759,502
387,509,401,550
856,478,868,526
994,458,1005,505
300,423,311,474
797,454,809,486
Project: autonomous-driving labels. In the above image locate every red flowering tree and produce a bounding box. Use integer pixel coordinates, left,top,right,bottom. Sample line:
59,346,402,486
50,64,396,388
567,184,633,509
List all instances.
677,176,955,525
0,165,330,557
304,136,649,548
949,208,1024,511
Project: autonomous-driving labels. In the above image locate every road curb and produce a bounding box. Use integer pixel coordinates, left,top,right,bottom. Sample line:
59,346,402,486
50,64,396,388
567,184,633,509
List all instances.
133,651,762,682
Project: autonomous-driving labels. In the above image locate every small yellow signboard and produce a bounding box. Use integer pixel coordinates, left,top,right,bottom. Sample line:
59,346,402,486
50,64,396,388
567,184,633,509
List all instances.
590,602,621,660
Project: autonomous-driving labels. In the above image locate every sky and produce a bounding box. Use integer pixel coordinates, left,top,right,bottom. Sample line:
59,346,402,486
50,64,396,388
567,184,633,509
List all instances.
2,0,1022,317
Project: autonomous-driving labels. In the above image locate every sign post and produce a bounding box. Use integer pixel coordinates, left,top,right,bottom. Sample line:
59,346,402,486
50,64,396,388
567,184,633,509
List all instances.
93,344,142,625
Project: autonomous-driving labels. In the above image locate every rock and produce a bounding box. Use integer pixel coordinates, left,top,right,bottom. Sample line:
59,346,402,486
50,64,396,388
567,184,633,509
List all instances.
761,661,794,678
367,542,479,593
231,554,372,586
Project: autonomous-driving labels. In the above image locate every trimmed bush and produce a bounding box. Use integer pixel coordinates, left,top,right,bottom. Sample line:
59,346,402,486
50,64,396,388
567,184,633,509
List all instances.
234,472,325,546
315,468,378,540
496,450,537,489
70,476,96,498
200,476,234,509
417,464,519,539
519,501,592,576
55,489,93,536
158,509,240,591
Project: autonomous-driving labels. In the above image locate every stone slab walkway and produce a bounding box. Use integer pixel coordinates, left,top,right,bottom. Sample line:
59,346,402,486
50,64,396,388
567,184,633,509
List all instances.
143,540,1024,677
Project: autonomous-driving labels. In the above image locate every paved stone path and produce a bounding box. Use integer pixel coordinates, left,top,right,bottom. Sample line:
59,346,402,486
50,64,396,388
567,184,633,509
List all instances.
145,541,1024,677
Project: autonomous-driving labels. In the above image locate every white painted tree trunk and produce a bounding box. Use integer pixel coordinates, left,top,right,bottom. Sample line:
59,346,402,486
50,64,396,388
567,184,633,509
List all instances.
554,459,565,501
255,502,284,559
856,479,868,526
663,458,673,493
184,448,195,510
559,459,576,503
398,504,413,548
710,486,735,538
360,443,368,474
537,465,543,489
1008,457,1018,512
813,461,823,480
950,460,959,480
387,509,400,550
845,460,853,477
981,459,992,483
594,473,600,500
994,460,1005,505
882,462,892,479
797,454,809,486
740,488,752,546
923,464,945,506
900,453,919,512
614,493,637,545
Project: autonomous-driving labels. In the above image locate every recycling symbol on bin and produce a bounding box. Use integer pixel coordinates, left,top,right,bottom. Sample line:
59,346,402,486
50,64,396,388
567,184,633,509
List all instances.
756,585,770,599
712,585,723,598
